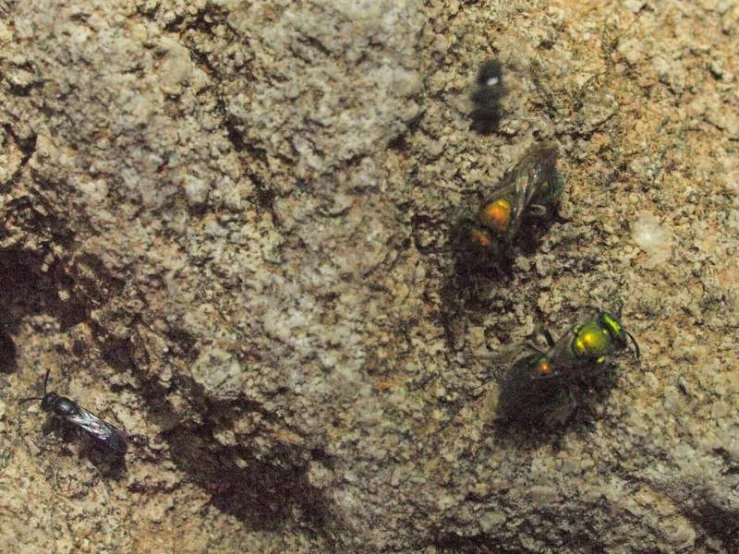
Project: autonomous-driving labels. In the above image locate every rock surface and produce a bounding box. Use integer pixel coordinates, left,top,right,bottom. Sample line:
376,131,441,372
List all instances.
1,0,737,552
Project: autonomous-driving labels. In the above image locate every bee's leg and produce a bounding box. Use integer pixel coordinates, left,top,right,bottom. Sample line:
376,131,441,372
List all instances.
531,324,556,348
626,331,640,359
519,337,545,354
527,203,548,217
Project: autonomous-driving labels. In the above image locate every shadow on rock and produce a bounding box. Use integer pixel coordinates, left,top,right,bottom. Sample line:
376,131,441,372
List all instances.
439,219,515,350
492,359,620,442
161,423,337,539
0,324,17,374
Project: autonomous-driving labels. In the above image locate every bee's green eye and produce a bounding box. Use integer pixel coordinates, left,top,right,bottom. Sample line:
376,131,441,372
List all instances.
599,312,622,336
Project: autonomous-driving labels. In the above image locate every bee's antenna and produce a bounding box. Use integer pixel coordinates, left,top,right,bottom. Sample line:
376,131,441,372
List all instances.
531,324,556,348
18,396,43,405
18,369,52,405
42,368,51,394
626,331,640,359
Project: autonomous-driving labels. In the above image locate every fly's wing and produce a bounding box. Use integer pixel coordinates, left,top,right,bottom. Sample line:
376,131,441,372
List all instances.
519,144,561,210
484,144,558,241
498,350,564,425
65,406,129,454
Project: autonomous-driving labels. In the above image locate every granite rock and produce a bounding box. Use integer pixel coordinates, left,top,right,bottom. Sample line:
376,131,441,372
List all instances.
1,1,737,552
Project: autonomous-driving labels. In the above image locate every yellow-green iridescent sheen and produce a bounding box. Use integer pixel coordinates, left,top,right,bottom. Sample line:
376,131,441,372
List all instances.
600,313,622,338
572,322,612,359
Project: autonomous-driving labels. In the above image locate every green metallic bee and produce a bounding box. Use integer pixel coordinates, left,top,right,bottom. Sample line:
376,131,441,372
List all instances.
493,311,639,429
469,142,563,257
514,311,640,380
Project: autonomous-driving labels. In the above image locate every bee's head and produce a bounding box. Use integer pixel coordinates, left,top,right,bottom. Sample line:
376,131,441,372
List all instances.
40,392,60,412
598,311,640,358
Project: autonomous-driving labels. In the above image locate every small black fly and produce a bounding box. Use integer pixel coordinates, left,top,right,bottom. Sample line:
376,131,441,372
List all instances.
19,369,129,455
470,59,506,133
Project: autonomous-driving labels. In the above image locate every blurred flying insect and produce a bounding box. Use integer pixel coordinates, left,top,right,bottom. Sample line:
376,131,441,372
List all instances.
470,59,507,133
19,369,129,455
468,143,563,258
514,310,640,380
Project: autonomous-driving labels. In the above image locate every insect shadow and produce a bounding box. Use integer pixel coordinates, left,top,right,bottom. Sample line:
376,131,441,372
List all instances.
494,356,620,438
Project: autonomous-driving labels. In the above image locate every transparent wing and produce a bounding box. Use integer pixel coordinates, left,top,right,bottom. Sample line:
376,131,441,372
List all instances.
65,406,128,454
482,143,560,243
514,143,560,209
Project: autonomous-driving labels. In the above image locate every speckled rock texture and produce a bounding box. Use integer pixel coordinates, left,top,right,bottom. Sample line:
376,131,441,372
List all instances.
1,0,737,552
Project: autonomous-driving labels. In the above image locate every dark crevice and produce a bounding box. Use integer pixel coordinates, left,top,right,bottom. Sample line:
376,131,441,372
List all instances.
712,447,739,475
0,248,88,329
99,335,137,374
68,253,127,311
223,113,279,218
0,324,17,373
431,532,507,553
6,81,45,97
144,389,341,543
687,497,739,551
162,326,200,364
296,35,332,58
2,124,37,160
118,327,342,542
253,176,277,214
223,110,247,152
